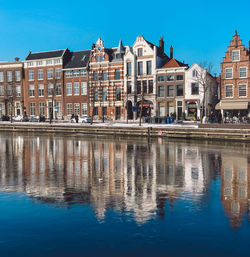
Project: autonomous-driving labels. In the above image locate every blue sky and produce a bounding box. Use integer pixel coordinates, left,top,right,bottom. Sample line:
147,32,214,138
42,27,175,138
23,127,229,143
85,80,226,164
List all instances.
0,0,249,74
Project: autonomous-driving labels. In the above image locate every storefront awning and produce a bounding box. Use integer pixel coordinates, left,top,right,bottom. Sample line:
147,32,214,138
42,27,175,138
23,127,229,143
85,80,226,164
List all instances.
215,101,249,110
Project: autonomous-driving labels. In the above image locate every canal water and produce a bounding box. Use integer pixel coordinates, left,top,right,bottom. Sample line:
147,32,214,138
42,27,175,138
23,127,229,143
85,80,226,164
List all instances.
0,133,249,257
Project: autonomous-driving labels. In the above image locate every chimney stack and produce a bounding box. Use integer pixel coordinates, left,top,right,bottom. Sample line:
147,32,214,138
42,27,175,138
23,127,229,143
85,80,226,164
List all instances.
15,57,20,62
159,36,164,54
170,45,173,59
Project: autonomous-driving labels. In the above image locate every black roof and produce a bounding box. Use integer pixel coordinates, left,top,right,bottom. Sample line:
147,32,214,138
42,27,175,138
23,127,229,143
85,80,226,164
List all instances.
64,50,91,69
25,49,66,60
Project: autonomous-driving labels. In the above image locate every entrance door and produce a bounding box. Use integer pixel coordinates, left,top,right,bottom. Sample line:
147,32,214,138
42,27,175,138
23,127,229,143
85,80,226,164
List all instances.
116,107,121,120
177,101,182,120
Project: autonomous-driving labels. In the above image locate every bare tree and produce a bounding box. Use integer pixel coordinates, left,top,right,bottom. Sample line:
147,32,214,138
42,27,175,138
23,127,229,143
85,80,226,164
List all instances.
193,61,215,123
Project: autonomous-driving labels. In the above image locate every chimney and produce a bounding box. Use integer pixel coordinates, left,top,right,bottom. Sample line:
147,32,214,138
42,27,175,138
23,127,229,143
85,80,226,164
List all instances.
159,36,164,54
15,57,20,62
170,45,173,59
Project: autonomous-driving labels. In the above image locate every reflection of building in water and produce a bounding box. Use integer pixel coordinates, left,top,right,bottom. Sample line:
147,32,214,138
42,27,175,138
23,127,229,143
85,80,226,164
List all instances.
221,152,250,228
0,134,221,224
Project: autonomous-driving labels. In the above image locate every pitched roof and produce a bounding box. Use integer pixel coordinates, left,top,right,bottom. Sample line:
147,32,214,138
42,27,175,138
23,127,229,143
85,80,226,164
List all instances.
63,50,91,69
25,49,66,60
161,58,188,68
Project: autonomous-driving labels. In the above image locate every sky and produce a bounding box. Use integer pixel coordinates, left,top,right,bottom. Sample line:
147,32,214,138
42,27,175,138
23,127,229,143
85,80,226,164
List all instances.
0,0,249,74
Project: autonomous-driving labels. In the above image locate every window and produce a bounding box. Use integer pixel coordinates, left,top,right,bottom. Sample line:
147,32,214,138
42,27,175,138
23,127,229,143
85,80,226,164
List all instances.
225,85,233,98
37,61,43,66
66,83,72,95
167,85,174,97
7,85,12,96
55,68,61,79
127,62,132,76
0,86,4,96
143,80,147,93
7,71,12,82
96,56,100,62
47,84,53,96
93,107,98,115
16,85,21,97
102,70,107,81
66,71,73,78
238,84,246,97
176,75,183,81
38,69,44,80
239,67,247,78
74,103,80,115
225,68,233,79
127,81,132,94
176,85,183,96
82,103,87,115
73,70,79,77
28,70,34,81
27,62,34,67
138,62,143,75
54,59,61,64
46,60,53,65
138,48,143,56
158,86,165,97
146,61,152,75
102,87,107,101
67,103,73,115
93,71,98,81
167,75,174,81
232,50,240,61
80,69,87,77
74,82,79,95
56,101,62,117
39,102,45,115
148,80,153,93
158,76,164,82
137,81,141,94
192,70,198,78
100,56,103,62
115,69,120,80
116,87,121,101
56,83,62,96
38,84,44,97
15,71,21,81
0,72,3,82
29,85,35,97
116,53,121,59
81,82,87,95
47,68,53,79
29,103,35,115
191,83,199,95
158,102,165,116
94,87,98,101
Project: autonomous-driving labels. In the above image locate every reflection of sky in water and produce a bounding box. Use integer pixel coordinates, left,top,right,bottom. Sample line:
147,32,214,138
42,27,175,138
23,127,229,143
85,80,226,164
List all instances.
0,133,249,257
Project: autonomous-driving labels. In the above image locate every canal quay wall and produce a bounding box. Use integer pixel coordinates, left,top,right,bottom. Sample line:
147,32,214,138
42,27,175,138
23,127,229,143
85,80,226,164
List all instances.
2,121,250,142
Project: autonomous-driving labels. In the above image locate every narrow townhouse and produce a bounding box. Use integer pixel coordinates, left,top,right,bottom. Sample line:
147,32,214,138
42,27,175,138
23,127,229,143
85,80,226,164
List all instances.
63,50,91,119
88,38,125,120
216,30,250,120
123,36,168,120
0,59,23,117
156,46,188,120
23,49,70,119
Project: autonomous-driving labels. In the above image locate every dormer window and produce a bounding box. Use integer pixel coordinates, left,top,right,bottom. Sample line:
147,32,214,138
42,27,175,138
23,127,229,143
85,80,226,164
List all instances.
138,48,143,56
116,53,121,59
232,50,240,61
81,55,86,61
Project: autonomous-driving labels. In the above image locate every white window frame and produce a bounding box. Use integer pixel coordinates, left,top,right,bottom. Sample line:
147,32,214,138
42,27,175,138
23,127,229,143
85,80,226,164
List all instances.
74,82,80,95
7,71,12,82
29,85,35,97
67,103,72,115
238,84,247,98
66,83,72,96
239,67,247,78
81,103,87,115
38,69,44,80
225,84,233,98
81,82,87,95
38,84,44,97
15,71,21,81
47,68,53,80
0,72,4,82
232,50,240,62
225,68,233,79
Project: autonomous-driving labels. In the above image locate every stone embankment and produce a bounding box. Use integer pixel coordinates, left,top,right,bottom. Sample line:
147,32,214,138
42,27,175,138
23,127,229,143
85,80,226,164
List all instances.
1,122,250,142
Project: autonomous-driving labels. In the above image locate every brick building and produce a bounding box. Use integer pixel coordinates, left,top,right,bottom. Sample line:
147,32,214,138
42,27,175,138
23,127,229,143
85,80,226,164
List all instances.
89,38,125,120
62,50,91,119
156,46,188,120
216,30,250,119
23,49,70,118
0,59,23,117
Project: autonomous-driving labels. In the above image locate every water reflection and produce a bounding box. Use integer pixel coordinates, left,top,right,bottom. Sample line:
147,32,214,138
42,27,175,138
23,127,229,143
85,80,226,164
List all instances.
0,133,249,228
